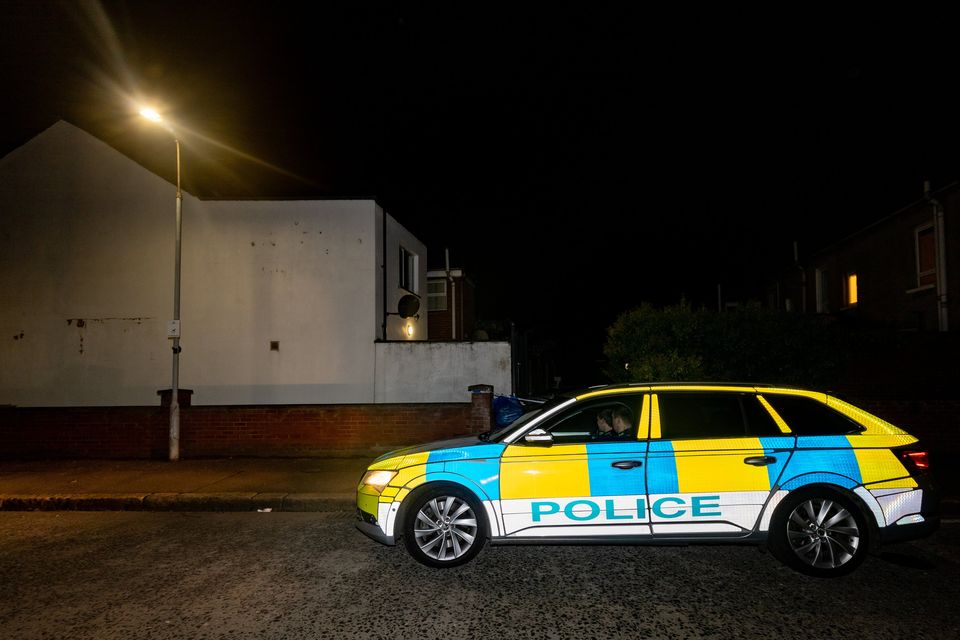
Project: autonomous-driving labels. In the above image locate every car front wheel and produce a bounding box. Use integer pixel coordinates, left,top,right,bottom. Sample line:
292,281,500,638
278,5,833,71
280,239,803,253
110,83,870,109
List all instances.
769,488,869,577
402,485,487,568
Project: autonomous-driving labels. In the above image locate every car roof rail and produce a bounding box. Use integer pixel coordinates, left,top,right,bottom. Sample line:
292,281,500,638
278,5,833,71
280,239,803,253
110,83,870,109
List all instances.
580,381,813,392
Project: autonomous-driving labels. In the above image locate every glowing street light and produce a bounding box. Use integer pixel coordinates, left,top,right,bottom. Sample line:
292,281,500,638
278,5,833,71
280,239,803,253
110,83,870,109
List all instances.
139,107,163,123
140,106,183,462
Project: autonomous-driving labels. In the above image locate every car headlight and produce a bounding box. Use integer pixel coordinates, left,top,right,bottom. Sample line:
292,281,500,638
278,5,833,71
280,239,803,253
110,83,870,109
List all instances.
361,469,398,492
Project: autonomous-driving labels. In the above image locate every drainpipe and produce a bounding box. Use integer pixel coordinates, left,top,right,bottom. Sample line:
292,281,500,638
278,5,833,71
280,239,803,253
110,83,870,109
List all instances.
794,241,807,313
382,208,387,340
925,182,949,331
510,320,517,395
446,248,457,340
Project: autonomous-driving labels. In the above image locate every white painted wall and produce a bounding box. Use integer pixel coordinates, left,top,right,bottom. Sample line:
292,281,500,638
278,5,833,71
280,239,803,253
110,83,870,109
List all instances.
379,205,428,341
182,198,380,404
374,341,511,403
0,122,440,406
1,122,174,406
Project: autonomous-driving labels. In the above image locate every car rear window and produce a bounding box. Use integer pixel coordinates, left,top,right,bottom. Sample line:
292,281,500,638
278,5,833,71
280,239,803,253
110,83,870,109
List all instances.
657,393,781,439
762,394,864,435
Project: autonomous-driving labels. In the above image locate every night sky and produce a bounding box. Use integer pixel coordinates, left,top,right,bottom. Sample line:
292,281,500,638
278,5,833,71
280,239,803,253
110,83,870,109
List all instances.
3,2,959,384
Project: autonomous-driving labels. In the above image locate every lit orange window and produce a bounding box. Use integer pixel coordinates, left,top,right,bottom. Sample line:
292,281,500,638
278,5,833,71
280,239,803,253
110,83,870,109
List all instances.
846,273,858,306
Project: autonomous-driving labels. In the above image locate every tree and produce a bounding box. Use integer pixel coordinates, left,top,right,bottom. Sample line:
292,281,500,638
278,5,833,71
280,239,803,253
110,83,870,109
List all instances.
603,302,707,382
603,302,849,387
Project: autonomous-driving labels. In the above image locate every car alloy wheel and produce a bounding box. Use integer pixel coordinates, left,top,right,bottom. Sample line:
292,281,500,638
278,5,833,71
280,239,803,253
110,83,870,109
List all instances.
402,485,487,567
769,487,869,577
414,495,477,561
786,497,860,570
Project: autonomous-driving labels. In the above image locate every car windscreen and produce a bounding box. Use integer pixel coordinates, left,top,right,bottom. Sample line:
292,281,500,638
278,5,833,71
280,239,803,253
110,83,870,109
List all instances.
483,398,567,442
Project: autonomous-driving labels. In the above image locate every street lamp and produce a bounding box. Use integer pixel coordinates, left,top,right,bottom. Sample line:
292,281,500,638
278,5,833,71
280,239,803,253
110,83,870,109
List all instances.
140,107,183,462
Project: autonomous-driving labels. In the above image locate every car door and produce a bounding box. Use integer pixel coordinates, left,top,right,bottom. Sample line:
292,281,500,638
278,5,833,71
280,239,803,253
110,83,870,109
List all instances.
646,390,793,537
499,393,650,537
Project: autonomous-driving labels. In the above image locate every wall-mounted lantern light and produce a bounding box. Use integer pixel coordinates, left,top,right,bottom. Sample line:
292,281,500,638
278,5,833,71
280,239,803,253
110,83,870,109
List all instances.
386,293,420,340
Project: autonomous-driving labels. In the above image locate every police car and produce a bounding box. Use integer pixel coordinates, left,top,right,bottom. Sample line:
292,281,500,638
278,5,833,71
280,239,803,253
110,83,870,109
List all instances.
356,384,938,576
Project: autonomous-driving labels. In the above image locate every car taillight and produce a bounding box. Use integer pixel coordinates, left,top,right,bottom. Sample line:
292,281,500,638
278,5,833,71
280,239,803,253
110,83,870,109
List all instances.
901,450,930,471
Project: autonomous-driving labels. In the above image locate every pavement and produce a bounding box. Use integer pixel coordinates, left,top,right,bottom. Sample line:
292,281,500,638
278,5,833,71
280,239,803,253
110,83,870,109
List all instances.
0,457,372,512
0,456,957,516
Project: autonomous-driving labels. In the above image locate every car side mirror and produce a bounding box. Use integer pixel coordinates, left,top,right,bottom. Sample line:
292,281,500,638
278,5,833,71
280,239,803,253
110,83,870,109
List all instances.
524,428,554,447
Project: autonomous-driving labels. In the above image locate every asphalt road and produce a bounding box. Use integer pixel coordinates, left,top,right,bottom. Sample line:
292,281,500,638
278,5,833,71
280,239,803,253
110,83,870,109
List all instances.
1,511,958,640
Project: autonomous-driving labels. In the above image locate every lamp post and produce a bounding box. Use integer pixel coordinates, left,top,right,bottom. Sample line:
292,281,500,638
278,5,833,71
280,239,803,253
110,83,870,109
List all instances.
140,107,182,462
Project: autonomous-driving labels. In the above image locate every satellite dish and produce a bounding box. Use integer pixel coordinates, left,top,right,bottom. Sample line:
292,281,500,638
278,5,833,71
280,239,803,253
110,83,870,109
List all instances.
397,294,420,318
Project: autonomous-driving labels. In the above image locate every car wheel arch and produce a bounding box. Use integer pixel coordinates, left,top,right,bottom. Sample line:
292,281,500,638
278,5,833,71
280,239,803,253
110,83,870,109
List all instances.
776,472,884,538
779,470,861,492
394,479,491,541
771,483,880,553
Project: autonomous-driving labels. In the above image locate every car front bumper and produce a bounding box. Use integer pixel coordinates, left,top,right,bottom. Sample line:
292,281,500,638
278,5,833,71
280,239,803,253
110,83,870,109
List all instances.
355,508,396,546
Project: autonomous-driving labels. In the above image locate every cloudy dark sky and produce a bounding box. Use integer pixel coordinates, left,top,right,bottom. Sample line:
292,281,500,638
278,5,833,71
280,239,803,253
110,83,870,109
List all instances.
3,2,958,382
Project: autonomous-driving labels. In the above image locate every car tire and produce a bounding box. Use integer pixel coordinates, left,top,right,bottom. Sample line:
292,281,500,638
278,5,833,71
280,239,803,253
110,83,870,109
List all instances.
402,484,487,568
769,486,870,578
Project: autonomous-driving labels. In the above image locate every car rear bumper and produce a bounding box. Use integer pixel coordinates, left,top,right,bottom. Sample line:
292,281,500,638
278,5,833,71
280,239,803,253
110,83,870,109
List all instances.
879,483,940,545
879,514,940,544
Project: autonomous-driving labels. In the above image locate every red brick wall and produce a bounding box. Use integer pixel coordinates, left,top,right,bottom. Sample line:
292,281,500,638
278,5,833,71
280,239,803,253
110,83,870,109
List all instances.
427,276,475,340
183,403,477,456
4,393,953,460
0,394,493,460
428,308,453,340
0,407,169,459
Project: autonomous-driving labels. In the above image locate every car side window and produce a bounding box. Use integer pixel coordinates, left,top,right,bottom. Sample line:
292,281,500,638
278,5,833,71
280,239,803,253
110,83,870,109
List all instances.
741,394,782,436
761,394,864,435
538,398,639,444
657,392,781,439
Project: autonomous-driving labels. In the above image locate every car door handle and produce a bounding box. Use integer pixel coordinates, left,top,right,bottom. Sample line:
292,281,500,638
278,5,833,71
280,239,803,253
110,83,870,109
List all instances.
612,460,643,470
743,456,777,466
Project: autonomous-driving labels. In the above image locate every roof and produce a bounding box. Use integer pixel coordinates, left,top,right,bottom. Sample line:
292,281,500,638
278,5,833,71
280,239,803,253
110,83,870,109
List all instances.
812,180,959,256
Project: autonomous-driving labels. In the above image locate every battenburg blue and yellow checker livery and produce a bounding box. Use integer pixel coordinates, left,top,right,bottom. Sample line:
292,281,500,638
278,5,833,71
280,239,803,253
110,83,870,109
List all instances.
356,384,938,574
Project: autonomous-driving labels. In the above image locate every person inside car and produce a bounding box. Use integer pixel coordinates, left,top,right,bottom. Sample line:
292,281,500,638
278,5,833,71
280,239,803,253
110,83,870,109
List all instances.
595,409,614,439
610,406,633,438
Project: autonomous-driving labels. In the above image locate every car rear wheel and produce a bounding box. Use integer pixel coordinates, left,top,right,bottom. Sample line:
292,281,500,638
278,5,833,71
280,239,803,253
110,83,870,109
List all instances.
402,485,487,568
769,488,869,577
